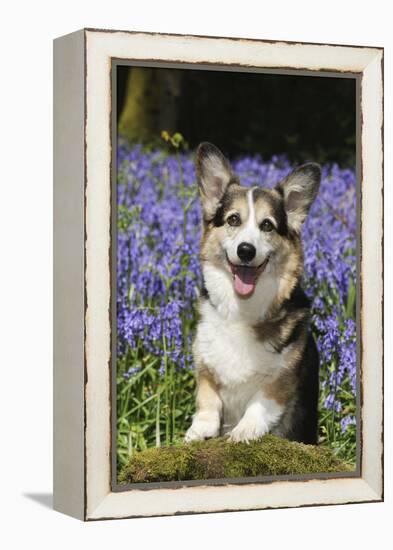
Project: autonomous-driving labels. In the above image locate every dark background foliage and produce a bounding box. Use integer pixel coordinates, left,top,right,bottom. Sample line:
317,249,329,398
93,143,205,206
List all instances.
117,66,356,165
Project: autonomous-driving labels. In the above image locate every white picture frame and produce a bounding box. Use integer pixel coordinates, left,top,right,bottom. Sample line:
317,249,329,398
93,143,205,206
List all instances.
53,28,383,521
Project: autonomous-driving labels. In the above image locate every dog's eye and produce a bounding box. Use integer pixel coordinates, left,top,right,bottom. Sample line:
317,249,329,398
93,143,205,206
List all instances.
227,213,241,227
260,219,274,232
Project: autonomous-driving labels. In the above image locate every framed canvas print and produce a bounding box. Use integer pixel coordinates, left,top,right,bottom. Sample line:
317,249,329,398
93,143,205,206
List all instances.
53,28,383,521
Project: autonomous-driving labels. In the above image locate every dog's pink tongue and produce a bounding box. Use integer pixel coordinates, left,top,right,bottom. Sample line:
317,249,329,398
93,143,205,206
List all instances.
233,266,256,297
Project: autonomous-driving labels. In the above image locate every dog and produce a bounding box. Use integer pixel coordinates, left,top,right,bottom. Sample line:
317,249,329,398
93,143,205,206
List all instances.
185,142,320,445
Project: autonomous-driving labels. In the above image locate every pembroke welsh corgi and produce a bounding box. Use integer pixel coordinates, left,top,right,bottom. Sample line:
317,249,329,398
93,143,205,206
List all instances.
185,142,321,445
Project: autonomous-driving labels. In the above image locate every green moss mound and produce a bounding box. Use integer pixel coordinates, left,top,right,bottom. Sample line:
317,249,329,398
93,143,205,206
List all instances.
118,434,352,484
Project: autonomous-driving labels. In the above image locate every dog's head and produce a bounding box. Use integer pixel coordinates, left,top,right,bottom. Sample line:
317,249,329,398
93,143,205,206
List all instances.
196,142,321,304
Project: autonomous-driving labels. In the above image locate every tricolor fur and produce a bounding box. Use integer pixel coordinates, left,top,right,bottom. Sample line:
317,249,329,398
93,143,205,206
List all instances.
185,142,321,445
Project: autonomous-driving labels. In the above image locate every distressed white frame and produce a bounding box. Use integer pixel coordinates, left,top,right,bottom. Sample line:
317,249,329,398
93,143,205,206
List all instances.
53,28,383,521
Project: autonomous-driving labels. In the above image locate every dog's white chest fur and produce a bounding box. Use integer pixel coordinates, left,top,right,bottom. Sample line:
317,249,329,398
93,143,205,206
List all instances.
195,300,286,429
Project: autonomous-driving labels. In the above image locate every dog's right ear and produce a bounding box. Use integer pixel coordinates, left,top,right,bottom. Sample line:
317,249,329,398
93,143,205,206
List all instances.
196,142,234,219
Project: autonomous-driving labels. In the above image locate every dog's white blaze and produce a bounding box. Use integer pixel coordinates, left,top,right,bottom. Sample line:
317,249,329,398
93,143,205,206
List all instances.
240,186,260,244
195,299,287,433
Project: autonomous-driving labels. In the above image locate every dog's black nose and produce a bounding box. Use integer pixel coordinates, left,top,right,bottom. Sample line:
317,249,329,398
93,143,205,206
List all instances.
237,242,256,263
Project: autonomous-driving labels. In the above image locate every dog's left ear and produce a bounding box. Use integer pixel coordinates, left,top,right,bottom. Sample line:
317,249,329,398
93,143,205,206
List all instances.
196,142,235,219
277,163,321,233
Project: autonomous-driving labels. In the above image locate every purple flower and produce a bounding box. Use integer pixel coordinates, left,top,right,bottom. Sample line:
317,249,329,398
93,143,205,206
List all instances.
341,415,356,432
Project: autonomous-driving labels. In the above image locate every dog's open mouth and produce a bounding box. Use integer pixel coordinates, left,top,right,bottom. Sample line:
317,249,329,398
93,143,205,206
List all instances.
228,257,270,298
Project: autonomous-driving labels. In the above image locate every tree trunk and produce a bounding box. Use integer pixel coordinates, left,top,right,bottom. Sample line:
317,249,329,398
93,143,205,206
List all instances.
118,67,182,144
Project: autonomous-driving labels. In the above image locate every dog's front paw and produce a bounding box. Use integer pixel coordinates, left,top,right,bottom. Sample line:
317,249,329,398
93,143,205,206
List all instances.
228,417,268,444
184,411,220,442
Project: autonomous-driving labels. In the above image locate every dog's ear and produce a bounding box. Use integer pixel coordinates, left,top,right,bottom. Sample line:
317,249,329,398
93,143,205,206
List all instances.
277,163,321,233
196,142,234,219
